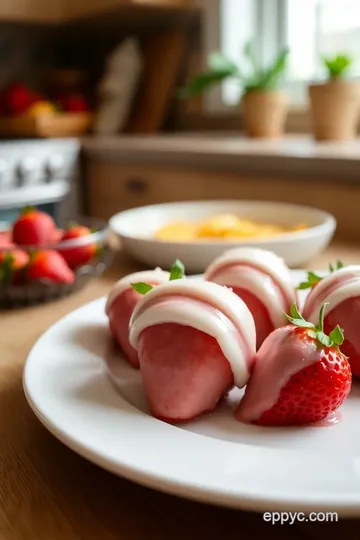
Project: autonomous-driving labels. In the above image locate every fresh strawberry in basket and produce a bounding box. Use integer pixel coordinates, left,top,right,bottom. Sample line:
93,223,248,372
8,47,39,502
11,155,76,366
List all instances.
236,304,351,426
27,250,75,284
0,248,29,285
58,224,98,268
1,83,35,116
12,206,56,246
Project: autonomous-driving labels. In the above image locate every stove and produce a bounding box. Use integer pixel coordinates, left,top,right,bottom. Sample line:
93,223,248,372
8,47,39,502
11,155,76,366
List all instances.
0,138,81,226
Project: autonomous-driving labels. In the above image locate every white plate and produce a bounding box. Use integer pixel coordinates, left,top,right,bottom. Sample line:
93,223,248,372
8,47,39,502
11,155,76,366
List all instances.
23,271,360,516
109,200,336,272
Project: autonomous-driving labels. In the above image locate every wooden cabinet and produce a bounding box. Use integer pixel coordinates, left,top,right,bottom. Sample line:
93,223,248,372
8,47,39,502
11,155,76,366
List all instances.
0,0,61,22
63,0,194,20
86,160,360,242
0,0,194,23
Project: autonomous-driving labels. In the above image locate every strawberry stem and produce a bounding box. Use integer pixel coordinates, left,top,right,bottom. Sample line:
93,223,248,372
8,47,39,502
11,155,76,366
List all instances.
298,261,345,290
169,259,185,281
284,303,346,355
21,205,35,216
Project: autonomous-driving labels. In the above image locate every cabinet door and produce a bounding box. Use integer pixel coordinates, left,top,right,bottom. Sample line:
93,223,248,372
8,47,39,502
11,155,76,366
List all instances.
0,0,60,22
86,162,207,220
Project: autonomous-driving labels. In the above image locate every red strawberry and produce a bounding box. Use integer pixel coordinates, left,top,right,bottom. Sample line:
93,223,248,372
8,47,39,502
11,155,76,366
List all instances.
0,248,29,285
2,83,34,116
27,250,75,284
58,224,97,268
63,94,89,113
0,231,12,247
12,206,56,246
236,304,351,426
50,228,64,245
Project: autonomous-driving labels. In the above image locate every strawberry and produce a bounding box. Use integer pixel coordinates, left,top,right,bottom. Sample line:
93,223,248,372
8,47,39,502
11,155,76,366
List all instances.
12,206,56,246
27,250,75,284
1,83,34,116
50,228,64,245
236,303,351,426
0,231,12,247
62,94,89,113
58,224,97,268
298,260,344,290
0,248,29,285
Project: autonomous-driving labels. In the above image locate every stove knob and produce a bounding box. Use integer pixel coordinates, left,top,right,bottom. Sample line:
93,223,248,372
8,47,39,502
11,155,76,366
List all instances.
46,154,64,180
17,157,37,185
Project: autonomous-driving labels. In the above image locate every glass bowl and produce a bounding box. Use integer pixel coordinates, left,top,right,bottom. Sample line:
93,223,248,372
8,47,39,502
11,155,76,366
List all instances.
0,218,113,308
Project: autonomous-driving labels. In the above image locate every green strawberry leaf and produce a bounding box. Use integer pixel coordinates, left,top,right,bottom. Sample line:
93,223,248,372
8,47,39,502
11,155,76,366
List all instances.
329,260,344,273
283,302,347,356
284,303,315,328
297,271,322,290
329,325,345,346
169,259,185,281
21,205,35,216
315,303,328,333
316,331,332,348
131,282,154,295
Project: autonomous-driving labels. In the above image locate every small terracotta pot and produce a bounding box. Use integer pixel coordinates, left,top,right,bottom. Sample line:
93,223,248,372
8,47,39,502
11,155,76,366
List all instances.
309,80,360,141
242,90,288,139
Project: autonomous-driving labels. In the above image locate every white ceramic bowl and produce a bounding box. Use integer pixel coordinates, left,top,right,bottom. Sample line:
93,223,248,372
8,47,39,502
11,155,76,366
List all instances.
109,200,336,273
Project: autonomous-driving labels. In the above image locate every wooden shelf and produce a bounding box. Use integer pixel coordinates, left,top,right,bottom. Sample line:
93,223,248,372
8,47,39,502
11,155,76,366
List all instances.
63,0,195,20
0,0,196,24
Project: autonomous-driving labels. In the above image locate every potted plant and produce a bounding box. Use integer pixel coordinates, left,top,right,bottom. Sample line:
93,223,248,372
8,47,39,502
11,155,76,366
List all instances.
179,42,289,138
309,54,360,140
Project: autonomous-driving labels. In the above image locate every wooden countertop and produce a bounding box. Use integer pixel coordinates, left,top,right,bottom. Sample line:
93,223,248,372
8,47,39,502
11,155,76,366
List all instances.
82,134,360,180
1,244,360,539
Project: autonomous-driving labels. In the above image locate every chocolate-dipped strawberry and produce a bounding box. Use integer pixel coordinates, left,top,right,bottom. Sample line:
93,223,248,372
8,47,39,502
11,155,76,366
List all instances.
129,280,256,423
105,267,170,367
205,247,296,348
236,304,351,426
303,265,360,377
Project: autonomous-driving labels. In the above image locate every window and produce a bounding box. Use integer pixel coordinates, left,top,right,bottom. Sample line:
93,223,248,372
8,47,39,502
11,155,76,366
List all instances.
203,0,360,110
287,0,360,104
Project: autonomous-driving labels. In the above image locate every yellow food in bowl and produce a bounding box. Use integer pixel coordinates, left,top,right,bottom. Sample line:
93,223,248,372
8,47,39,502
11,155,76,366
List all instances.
154,214,307,242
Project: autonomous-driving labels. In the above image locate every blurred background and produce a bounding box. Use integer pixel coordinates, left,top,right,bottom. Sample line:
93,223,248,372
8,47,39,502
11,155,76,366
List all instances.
0,0,360,242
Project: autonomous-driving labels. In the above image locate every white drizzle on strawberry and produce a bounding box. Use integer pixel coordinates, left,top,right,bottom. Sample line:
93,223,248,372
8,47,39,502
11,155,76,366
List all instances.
303,265,360,323
105,268,171,314
204,247,296,329
129,280,256,388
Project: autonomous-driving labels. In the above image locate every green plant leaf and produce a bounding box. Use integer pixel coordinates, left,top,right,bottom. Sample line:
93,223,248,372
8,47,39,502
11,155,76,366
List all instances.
260,47,289,90
169,259,185,281
243,41,261,77
131,282,153,295
207,52,239,76
177,54,239,100
323,54,352,79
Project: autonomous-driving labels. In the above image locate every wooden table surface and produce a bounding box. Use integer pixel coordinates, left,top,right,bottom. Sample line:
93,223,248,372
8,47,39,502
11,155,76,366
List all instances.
1,244,360,539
